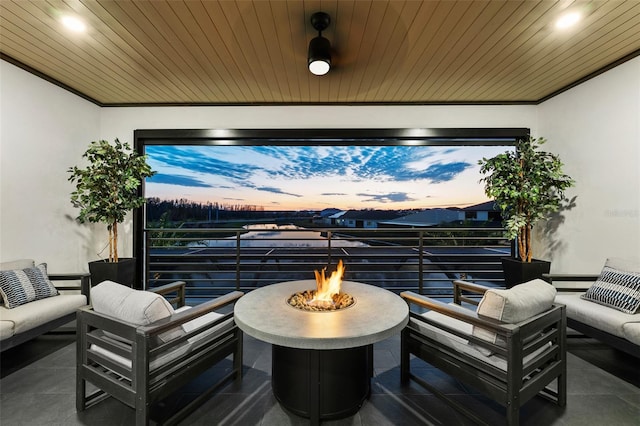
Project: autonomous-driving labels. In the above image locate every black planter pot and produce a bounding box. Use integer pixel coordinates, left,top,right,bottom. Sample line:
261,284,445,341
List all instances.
501,257,551,288
88,258,136,287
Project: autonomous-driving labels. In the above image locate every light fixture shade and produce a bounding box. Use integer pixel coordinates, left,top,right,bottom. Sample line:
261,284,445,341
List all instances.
308,35,331,76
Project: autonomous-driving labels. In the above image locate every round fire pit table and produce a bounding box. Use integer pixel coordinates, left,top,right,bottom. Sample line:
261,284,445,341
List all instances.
234,280,409,425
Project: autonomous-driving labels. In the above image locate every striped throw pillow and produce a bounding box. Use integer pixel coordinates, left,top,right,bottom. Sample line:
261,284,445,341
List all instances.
581,266,640,314
0,263,59,309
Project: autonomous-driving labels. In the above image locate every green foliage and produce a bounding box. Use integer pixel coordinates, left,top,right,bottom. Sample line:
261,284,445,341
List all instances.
68,139,155,262
478,137,574,262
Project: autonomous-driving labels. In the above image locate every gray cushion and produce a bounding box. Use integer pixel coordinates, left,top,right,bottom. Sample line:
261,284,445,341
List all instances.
581,258,640,314
91,280,174,324
412,309,551,371
90,280,182,343
0,263,59,308
0,294,87,335
89,309,228,371
604,257,640,272
0,259,35,271
555,293,638,339
472,279,557,352
0,320,13,340
622,322,640,346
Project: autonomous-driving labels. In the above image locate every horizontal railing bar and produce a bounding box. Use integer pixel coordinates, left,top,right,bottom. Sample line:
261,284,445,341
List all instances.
148,253,507,258
148,278,495,283
146,227,504,231
144,225,509,297
149,270,434,273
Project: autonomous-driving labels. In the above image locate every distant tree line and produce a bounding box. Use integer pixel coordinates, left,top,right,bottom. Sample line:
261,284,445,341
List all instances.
146,198,266,223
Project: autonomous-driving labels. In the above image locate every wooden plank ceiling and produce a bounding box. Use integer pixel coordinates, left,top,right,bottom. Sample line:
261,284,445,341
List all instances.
1,0,639,106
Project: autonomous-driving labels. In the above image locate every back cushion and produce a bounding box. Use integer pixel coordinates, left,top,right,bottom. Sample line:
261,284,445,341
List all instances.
472,279,557,352
0,263,59,308
478,279,557,323
91,281,182,343
605,257,640,272
581,257,640,314
0,259,35,271
91,280,175,325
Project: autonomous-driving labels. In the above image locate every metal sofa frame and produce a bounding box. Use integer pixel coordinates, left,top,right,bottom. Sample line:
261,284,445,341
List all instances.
76,281,243,426
401,280,567,426
1,273,90,352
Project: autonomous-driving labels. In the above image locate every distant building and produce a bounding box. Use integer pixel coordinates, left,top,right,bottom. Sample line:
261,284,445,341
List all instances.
319,203,501,229
381,208,464,227
462,201,501,222
321,210,347,225
336,210,404,229
319,208,342,217
379,201,502,228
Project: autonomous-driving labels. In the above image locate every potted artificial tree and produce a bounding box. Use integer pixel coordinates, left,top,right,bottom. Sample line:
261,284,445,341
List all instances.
68,139,155,287
479,136,574,287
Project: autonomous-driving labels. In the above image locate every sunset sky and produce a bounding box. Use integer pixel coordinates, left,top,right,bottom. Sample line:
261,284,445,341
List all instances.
145,145,511,211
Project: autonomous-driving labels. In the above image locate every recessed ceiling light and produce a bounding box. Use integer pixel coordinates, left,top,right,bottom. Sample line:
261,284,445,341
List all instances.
556,11,581,29
61,15,86,32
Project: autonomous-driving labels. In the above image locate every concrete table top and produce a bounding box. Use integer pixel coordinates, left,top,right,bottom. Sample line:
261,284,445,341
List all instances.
234,280,409,350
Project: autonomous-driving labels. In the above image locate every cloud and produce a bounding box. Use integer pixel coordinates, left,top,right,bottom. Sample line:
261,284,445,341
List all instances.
256,186,303,198
147,173,212,188
321,192,348,196
357,192,416,203
264,146,472,184
147,146,474,190
146,146,259,181
413,162,472,183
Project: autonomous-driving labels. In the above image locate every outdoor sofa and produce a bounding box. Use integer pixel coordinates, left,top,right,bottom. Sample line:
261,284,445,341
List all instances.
545,257,640,358
0,258,90,352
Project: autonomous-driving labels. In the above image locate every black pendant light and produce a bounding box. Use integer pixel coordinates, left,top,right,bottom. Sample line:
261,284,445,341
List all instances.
308,12,331,76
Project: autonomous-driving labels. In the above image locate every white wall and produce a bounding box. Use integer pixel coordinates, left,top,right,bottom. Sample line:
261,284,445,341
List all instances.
99,104,537,135
3,54,638,275
0,61,100,272
537,55,640,273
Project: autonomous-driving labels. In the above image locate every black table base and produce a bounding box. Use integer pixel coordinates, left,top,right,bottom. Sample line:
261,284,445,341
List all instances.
271,344,373,425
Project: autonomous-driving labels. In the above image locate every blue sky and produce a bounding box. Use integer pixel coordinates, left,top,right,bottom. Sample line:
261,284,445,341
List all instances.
145,145,511,210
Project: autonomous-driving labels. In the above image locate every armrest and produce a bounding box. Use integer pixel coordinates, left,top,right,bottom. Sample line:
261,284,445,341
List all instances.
401,291,513,333
542,273,598,292
151,281,186,308
453,279,490,306
49,272,91,299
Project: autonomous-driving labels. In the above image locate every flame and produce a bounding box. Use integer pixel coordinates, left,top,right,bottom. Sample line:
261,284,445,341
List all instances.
310,259,345,306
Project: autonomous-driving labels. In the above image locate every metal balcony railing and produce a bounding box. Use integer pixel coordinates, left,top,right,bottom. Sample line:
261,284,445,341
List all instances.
144,225,511,300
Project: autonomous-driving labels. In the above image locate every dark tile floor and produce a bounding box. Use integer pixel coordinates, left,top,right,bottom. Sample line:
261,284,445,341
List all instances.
1,331,639,425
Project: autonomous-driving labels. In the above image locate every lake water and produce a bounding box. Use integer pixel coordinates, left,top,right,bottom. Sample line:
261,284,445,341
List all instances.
192,224,370,248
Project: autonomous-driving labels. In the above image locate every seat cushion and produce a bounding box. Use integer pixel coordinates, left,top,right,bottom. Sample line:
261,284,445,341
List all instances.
556,293,640,339
0,294,87,335
622,322,640,346
89,308,229,371
176,307,228,344
0,320,14,339
411,309,550,371
89,332,191,371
